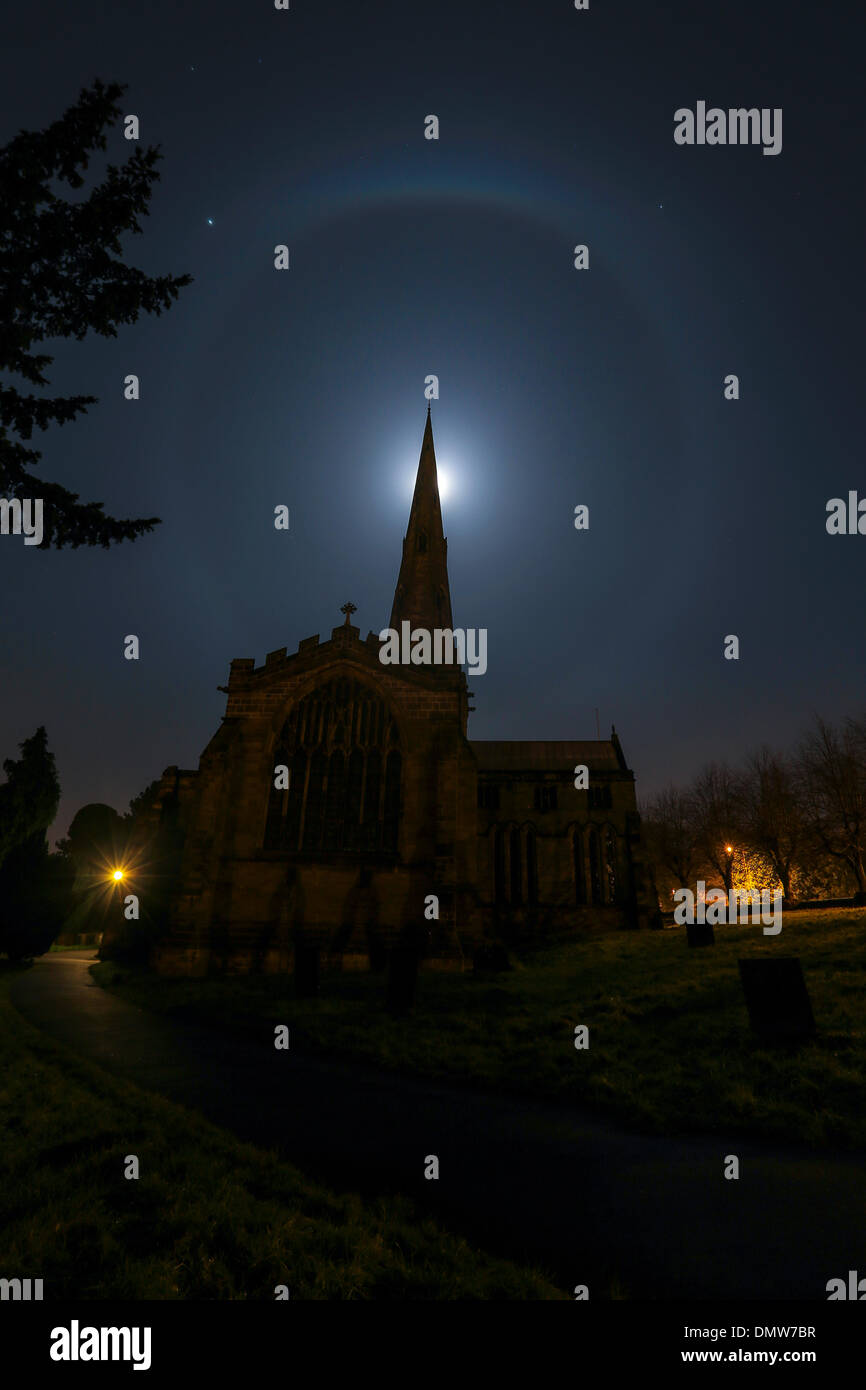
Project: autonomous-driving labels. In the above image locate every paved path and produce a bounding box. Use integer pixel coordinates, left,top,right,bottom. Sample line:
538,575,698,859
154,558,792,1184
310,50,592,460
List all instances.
11,953,866,1299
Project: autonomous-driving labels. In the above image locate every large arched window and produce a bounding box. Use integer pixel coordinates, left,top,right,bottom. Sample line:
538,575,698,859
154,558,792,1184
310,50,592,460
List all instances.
492,825,537,906
264,680,401,854
382,749,401,853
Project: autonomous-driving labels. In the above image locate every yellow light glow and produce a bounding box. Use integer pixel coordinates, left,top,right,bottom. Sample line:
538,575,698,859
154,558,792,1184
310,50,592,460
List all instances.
725,845,733,854
112,869,124,881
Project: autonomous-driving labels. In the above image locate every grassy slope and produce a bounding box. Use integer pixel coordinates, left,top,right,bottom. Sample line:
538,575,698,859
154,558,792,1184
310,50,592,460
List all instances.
0,970,564,1299
95,909,866,1151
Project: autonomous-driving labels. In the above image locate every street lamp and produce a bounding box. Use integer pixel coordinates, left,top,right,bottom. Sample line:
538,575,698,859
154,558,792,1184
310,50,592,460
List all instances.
724,844,734,897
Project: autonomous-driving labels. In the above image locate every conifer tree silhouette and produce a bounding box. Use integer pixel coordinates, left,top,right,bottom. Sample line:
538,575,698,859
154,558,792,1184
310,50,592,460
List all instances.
0,79,192,547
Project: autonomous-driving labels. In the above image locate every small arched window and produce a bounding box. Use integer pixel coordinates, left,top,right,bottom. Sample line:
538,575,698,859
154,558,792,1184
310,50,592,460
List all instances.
510,827,522,904
573,830,586,905
494,827,506,903
588,829,603,906
604,826,618,904
526,828,538,905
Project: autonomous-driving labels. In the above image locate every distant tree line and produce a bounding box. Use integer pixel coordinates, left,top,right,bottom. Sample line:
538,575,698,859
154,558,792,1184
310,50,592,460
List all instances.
641,714,866,909
60,778,185,964
0,725,175,962
0,727,69,960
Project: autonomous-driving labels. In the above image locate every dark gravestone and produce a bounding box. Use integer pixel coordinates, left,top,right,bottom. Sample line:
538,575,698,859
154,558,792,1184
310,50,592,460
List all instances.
738,957,815,1042
294,944,320,999
687,923,715,947
386,945,418,1016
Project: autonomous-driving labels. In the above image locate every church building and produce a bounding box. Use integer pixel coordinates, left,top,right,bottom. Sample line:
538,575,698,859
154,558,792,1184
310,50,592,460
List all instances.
150,410,660,975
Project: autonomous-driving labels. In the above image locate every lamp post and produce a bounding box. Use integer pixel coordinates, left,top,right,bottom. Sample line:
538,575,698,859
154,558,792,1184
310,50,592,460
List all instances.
724,844,734,899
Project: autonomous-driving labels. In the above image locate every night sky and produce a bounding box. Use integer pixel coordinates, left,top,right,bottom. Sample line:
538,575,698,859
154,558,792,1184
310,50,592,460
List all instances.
2,0,863,841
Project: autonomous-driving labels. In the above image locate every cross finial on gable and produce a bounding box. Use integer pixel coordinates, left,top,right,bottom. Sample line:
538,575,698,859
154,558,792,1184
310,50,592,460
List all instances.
340,601,357,626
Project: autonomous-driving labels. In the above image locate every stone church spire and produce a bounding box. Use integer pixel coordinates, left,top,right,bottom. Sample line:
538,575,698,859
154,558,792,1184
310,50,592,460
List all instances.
389,406,454,631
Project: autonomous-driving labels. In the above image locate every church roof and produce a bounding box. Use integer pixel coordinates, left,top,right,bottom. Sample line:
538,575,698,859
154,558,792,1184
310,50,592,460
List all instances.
470,740,623,772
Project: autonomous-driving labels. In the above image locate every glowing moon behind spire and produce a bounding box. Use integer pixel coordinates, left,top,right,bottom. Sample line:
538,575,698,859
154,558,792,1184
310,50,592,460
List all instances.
405,461,452,503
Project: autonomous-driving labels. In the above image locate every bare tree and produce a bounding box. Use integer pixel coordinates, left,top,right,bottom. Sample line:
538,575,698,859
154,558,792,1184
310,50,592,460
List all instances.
739,746,806,903
797,715,866,900
690,762,742,894
641,785,700,894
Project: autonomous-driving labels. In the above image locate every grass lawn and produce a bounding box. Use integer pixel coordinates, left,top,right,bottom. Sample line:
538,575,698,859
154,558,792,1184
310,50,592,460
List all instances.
94,909,866,1152
0,967,564,1299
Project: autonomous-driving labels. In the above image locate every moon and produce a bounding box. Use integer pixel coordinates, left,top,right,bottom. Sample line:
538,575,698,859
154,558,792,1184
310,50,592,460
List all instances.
405,461,453,503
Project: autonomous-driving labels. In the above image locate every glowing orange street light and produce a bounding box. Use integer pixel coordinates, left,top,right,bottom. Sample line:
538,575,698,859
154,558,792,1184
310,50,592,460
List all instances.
724,845,734,896
112,869,124,882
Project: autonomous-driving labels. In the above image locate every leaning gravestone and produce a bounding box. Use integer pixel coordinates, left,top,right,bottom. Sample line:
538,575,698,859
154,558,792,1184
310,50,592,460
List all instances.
738,957,815,1042
686,923,715,947
294,944,320,999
